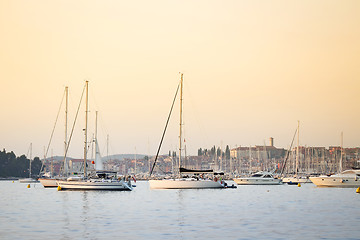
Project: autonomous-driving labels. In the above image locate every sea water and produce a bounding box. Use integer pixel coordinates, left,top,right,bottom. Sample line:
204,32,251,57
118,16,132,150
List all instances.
0,180,359,240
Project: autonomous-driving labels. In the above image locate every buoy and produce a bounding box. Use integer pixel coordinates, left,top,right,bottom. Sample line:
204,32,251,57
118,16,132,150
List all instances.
27,184,30,188
57,186,62,191
356,187,360,193
298,183,301,187
12,181,14,183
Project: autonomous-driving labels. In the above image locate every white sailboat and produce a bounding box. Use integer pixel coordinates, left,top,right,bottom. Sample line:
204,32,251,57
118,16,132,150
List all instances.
149,74,226,189
282,121,311,184
39,86,69,188
19,143,39,183
57,81,132,191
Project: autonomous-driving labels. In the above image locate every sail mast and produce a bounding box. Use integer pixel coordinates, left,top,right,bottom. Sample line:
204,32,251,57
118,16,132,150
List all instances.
179,73,183,177
64,86,68,175
340,132,343,173
296,120,300,175
84,81,89,178
29,143,32,178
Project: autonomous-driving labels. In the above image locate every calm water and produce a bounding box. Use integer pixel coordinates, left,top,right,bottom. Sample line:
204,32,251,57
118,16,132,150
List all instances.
0,180,359,240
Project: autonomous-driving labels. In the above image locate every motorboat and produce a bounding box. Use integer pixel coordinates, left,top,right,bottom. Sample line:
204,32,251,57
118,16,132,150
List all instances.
233,171,282,185
309,170,360,188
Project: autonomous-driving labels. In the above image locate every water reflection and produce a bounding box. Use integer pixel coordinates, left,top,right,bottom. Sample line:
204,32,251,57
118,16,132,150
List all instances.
176,190,185,240
81,191,90,239
61,192,70,240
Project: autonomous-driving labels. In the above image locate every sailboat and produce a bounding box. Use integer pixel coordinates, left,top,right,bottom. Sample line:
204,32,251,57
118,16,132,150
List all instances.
19,143,39,183
39,86,69,188
149,74,226,189
57,81,132,191
282,121,311,184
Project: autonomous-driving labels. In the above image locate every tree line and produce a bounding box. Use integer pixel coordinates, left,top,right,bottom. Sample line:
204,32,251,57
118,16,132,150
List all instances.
0,149,42,178
198,145,231,159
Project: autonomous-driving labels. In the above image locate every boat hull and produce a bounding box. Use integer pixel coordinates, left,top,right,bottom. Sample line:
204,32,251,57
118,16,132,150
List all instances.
57,180,133,191
233,178,282,185
309,176,360,188
39,178,58,188
19,178,39,183
149,179,225,189
282,177,311,184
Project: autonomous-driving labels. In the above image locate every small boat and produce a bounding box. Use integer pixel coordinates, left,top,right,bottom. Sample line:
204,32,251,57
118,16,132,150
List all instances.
282,176,311,185
19,178,39,183
309,170,360,188
38,177,57,187
233,171,282,185
19,143,39,183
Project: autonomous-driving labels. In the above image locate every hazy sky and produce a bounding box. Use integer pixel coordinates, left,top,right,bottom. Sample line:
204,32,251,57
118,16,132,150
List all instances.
1,0,359,159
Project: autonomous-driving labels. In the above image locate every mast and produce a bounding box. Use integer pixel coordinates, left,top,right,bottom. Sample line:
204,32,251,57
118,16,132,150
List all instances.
84,81,89,178
135,146,137,176
95,111,98,140
249,145,252,174
340,132,343,173
51,149,53,177
295,120,300,175
178,73,183,176
29,143,32,178
64,86,68,175
107,134,109,161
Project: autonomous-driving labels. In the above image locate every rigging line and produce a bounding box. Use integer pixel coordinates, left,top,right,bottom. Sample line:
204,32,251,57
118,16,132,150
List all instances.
150,82,181,176
61,82,86,176
38,88,66,175
280,128,298,177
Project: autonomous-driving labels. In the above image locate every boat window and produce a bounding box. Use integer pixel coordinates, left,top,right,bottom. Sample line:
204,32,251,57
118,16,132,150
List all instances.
251,174,262,177
264,175,272,178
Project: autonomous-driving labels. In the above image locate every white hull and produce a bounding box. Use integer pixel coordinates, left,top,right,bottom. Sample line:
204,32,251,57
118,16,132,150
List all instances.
309,170,360,188
282,177,311,184
233,177,282,185
149,179,225,189
39,178,58,187
57,179,133,191
310,175,360,188
19,178,39,183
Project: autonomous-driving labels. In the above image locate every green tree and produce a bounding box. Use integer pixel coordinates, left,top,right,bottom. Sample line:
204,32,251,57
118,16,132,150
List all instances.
225,145,230,159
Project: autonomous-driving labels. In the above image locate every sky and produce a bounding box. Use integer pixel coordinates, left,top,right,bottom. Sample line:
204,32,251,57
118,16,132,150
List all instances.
1,0,359,159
